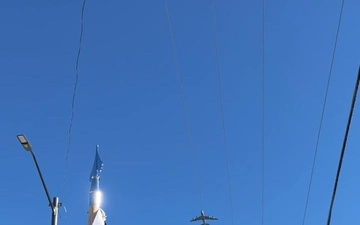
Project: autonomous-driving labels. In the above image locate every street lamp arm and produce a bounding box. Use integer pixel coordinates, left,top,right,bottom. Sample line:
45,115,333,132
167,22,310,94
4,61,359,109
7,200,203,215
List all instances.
30,151,55,212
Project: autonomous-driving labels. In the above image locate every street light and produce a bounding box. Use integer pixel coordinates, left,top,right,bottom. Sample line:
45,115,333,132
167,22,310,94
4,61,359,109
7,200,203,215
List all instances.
17,134,32,151
16,134,60,225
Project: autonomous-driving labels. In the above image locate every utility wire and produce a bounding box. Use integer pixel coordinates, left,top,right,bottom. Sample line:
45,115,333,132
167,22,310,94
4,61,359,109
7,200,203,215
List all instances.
164,0,204,209
210,1,235,225
326,66,360,225
301,0,345,224
261,0,266,224
61,0,88,200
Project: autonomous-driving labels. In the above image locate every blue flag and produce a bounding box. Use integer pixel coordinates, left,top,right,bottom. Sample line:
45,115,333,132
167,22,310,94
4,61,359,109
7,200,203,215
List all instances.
90,147,104,181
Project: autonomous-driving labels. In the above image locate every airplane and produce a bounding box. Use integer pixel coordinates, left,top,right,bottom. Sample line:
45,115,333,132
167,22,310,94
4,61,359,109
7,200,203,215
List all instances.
190,210,218,225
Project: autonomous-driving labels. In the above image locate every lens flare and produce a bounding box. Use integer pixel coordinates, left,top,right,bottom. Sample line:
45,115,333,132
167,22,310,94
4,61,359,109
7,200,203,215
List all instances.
94,191,102,206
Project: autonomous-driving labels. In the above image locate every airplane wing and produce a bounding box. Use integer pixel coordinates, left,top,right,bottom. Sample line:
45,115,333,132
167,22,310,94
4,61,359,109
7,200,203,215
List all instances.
190,216,202,222
204,216,218,221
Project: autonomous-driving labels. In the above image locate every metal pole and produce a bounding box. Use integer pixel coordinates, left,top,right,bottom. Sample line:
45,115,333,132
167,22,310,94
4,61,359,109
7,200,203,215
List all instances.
18,135,61,225
51,197,59,225
29,150,54,212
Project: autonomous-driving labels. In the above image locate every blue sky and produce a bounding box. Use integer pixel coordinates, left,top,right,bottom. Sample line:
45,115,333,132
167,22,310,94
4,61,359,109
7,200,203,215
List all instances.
1,0,360,225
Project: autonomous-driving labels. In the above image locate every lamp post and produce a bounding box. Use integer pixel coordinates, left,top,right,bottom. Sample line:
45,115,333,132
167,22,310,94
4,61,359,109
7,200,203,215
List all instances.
17,134,60,225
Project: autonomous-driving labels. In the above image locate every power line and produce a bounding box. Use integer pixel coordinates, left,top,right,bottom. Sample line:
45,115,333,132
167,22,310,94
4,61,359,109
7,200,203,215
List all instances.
61,0,88,200
210,1,235,225
261,0,266,224
301,0,345,224
326,66,360,225
164,0,204,209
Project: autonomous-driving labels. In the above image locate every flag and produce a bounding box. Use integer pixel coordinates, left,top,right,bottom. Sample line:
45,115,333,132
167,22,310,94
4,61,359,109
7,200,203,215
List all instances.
90,146,104,181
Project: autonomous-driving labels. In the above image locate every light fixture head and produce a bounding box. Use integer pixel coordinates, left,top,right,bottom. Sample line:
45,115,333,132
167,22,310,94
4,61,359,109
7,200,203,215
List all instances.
17,134,32,151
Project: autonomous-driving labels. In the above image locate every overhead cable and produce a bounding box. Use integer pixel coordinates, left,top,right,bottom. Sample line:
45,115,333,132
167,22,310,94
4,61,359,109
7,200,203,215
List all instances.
61,0,88,200
326,66,360,225
210,1,235,225
164,0,204,209
261,0,266,224
301,0,346,224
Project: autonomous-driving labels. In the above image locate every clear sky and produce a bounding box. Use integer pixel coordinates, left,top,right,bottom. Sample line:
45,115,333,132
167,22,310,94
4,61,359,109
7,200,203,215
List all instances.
1,0,360,225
